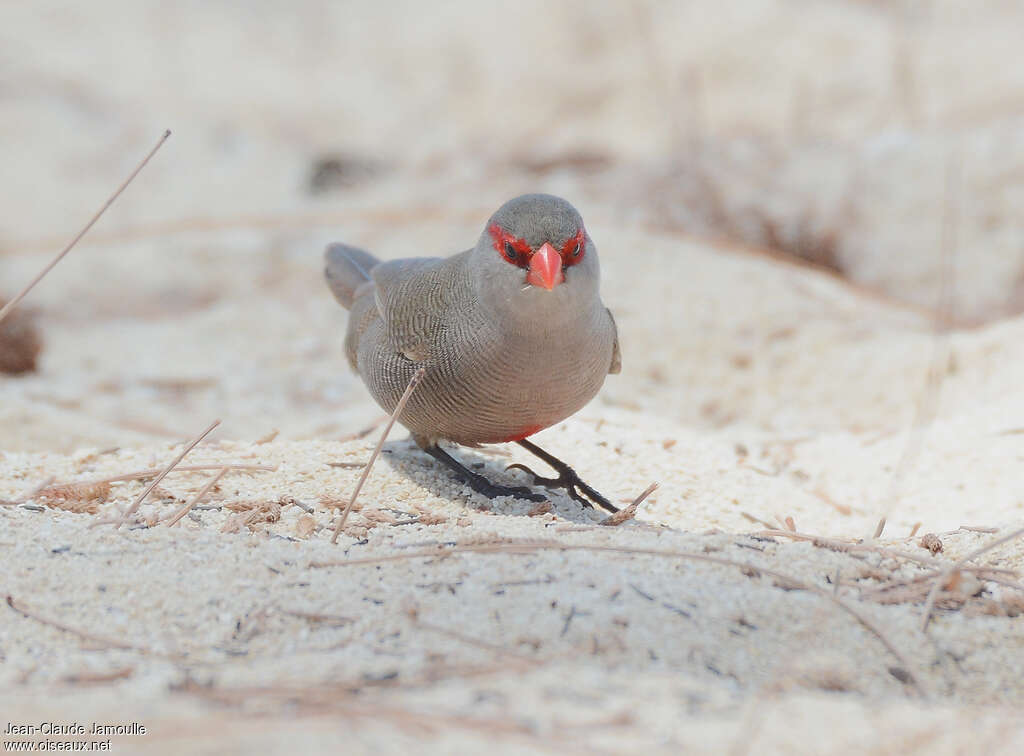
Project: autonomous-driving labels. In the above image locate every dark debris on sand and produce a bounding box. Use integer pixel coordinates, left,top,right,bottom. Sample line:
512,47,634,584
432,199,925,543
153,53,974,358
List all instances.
0,299,42,375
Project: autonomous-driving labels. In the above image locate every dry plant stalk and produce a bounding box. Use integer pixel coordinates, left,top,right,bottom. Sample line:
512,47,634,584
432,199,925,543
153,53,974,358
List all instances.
920,522,1024,631
165,466,231,527
338,523,370,540
871,574,982,609
221,498,287,533
968,593,1024,618
5,595,166,657
406,603,539,668
320,494,359,512
411,503,449,526
106,463,274,481
331,367,427,543
310,539,926,696
600,482,657,526
859,566,1022,617
283,608,354,625
756,528,947,568
0,130,171,327
337,417,388,442
360,508,398,525
761,516,1024,619
62,667,135,685
116,419,220,528
53,463,275,493
741,511,776,529
178,678,558,743
870,156,959,537
873,517,886,539
37,481,112,514
11,465,270,515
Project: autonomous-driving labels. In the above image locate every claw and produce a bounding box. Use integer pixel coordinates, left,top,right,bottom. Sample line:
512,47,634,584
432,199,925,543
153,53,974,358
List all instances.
505,462,560,487
506,460,612,511
513,439,620,514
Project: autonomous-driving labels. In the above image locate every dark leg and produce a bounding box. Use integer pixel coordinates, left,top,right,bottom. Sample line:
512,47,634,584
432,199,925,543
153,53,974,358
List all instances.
423,445,545,503
508,439,619,514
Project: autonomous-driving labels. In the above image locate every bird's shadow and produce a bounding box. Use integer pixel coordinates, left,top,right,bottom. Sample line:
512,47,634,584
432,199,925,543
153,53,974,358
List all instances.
379,436,603,524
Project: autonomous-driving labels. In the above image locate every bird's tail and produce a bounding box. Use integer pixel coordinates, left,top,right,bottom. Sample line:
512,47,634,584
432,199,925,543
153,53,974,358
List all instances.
324,243,379,309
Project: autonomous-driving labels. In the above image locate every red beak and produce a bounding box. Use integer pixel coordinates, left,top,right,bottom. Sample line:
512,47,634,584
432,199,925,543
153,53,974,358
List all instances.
526,243,564,290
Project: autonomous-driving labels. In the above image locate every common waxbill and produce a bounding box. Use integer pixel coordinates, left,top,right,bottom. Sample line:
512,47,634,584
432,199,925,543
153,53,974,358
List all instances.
325,193,621,511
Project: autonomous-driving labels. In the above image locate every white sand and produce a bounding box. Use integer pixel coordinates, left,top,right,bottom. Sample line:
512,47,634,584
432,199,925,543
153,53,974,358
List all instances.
3,1,1024,752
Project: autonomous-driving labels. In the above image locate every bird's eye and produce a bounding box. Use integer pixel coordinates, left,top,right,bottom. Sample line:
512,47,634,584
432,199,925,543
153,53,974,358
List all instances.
570,242,581,257
504,242,518,262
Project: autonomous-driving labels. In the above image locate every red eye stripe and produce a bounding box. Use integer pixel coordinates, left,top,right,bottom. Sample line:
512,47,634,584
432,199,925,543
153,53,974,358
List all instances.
560,228,586,266
488,223,532,265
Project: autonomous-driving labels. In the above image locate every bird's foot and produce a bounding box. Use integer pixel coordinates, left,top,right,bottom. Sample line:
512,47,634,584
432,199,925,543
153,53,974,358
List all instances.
506,460,619,513
423,444,545,503
471,478,546,503
512,439,619,513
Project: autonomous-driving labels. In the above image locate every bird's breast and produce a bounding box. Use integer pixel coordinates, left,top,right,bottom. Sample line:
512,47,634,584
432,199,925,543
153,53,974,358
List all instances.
401,309,612,445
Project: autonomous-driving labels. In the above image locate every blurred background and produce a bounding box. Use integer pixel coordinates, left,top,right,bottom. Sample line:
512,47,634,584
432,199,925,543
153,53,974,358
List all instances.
3,0,1024,459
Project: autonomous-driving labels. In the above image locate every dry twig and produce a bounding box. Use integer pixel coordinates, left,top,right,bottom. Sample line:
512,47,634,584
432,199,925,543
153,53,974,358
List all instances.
331,367,426,543
311,539,926,695
0,130,171,326
179,678,559,742
165,466,231,527
283,609,353,625
873,517,887,539
920,523,1024,631
221,499,287,533
37,481,111,514
755,529,946,568
406,604,540,668
337,417,388,442
62,667,135,685
600,482,657,526
79,463,274,486
870,155,959,536
114,419,221,528
5,596,161,656
741,512,776,529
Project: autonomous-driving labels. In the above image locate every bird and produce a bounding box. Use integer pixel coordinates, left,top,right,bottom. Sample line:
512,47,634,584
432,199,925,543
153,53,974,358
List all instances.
324,193,621,512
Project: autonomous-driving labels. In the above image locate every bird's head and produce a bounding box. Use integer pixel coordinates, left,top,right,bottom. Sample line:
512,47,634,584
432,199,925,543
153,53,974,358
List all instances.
470,194,601,324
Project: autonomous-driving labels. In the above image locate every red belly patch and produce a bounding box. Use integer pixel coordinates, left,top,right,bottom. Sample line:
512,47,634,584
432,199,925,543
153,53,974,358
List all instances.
499,424,545,443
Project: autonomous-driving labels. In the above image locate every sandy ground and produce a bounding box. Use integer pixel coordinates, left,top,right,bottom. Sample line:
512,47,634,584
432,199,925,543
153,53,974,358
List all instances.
4,1,1024,753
